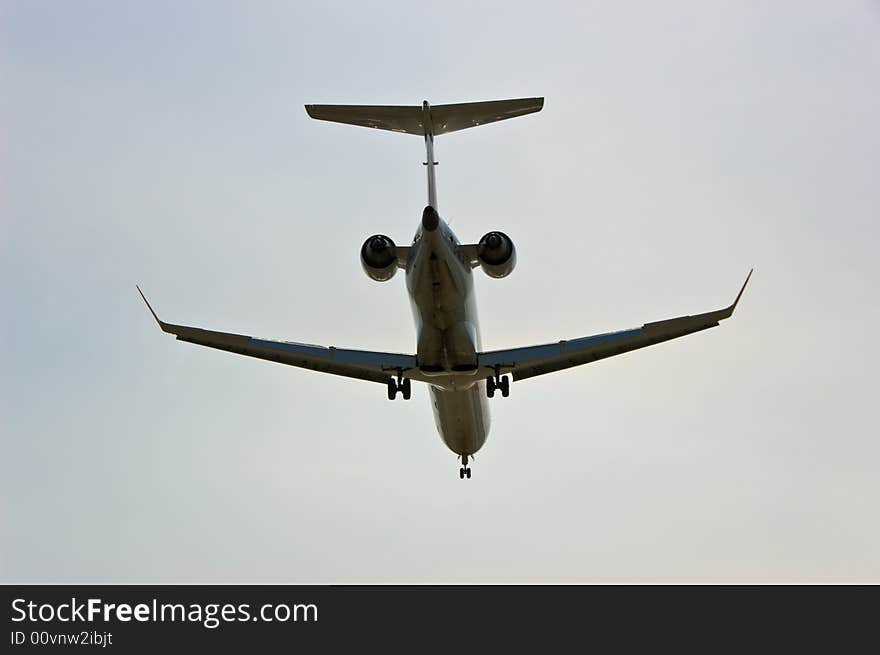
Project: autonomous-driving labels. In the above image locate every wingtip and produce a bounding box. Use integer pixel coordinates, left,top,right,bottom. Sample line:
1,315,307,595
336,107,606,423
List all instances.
136,285,164,328
731,268,753,312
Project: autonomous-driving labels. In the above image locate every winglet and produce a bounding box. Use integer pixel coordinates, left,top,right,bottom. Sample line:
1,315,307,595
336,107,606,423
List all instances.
731,268,753,311
136,285,167,331
718,268,753,320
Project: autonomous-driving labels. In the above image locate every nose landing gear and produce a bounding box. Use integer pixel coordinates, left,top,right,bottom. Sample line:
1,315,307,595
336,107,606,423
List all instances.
458,454,472,479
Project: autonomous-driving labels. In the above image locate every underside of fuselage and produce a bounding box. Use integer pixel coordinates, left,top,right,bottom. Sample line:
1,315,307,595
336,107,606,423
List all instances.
406,206,491,457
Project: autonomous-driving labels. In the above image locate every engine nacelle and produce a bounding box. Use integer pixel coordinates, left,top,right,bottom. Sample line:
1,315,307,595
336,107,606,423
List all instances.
477,231,516,278
360,234,398,281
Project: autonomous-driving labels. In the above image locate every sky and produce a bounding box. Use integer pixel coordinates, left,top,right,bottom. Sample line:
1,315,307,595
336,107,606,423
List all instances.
2,1,879,582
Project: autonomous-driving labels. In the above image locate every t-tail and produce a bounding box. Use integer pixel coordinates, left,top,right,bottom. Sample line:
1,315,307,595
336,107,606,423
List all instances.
305,97,544,211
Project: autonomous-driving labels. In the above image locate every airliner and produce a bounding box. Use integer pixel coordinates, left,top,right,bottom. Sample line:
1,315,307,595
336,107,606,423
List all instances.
139,97,751,479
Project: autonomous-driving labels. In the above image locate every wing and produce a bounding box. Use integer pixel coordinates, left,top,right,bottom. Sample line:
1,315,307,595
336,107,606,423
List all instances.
478,271,752,382
137,287,415,384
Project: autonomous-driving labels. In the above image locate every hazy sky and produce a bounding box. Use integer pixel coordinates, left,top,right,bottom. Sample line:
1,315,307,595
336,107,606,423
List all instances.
3,1,879,582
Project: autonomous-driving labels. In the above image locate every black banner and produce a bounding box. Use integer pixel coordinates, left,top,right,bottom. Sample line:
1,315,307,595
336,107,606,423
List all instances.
1,585,873,650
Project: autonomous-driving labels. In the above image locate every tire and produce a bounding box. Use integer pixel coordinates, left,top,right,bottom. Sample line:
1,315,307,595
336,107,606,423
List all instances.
459,468,465,479
500,376,510,398
387,379,397,400
466,469,471,479
401,378,411,400
486,377,495,398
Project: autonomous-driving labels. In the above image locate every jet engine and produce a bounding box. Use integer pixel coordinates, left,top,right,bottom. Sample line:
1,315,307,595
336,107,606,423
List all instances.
360,234,399,281
477,231,516,278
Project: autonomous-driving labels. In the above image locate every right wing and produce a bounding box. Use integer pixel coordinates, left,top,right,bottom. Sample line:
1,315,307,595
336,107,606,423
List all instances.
478,271,752,382
137,287,415,384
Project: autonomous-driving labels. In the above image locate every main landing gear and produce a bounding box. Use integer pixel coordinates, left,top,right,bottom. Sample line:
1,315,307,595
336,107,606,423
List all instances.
387,375,411,400
459,454,472,479
486,373,510,398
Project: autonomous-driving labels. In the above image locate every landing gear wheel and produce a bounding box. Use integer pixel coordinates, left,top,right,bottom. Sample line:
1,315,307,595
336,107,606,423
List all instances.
459,468,465,479
466,468,472,479
401,378,411,400
387,378,397,401
487,374,510,398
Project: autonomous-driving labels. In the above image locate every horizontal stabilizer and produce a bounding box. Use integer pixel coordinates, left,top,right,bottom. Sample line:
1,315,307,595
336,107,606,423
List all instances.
305,97,544,136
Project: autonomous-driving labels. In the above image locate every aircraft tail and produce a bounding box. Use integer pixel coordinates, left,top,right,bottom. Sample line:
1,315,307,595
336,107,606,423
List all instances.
304,97,544,136
306,97,543,211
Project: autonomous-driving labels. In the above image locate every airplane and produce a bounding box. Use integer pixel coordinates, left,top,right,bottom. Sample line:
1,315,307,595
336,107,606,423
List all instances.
138,97,751,479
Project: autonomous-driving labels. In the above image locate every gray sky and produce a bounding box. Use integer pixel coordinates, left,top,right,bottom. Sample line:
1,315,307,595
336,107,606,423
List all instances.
2,0,879,582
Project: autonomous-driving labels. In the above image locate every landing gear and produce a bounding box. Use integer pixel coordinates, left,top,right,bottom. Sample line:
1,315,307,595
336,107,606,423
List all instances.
499,375,509,398
387,375,412,400
458,455,472,479
486,372,510,398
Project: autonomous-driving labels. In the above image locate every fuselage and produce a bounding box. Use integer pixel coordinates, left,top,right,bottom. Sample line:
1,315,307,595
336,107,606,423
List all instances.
406,206,490,456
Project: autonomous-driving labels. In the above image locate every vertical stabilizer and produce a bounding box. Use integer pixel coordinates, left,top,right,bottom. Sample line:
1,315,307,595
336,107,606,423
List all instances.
422,101,438,209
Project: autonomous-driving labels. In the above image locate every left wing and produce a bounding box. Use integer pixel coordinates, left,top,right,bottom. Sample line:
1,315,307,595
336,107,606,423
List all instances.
137,287,415,384
478,271,752,382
